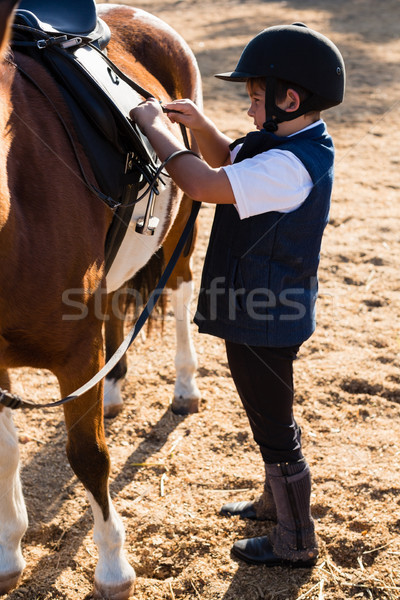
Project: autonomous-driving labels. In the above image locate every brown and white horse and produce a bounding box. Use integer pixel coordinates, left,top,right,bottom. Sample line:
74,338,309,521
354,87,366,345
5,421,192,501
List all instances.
0,2,202,598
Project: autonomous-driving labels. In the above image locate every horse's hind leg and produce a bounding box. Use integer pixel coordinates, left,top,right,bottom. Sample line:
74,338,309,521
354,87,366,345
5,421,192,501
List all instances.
104,289,127,419
164,198,201,415
58,347,135,599
170,276,201,414
0,370,28,594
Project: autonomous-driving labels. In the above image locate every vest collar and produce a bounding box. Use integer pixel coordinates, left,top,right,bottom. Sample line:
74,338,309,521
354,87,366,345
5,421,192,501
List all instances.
231,121,326,163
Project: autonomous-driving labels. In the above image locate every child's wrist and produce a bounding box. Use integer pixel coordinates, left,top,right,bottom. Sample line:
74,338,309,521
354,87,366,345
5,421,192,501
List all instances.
139,116,163,137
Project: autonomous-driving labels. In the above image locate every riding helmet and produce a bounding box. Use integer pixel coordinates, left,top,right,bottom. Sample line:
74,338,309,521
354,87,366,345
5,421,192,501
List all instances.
215,23,345,131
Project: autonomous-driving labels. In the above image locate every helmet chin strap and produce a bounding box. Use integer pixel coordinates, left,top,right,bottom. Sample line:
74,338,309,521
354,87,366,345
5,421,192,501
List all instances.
263,78,280,132
263,118,279,132
262,76,318,133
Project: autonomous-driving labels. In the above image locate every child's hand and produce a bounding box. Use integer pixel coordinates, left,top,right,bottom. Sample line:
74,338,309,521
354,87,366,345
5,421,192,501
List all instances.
162,99,204,130
130,98,163,132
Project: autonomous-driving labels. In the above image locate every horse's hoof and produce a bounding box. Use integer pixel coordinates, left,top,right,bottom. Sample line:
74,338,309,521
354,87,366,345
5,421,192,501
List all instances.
0,570,23,594
171,396,199,415
104,402,124,419
93,578,135,600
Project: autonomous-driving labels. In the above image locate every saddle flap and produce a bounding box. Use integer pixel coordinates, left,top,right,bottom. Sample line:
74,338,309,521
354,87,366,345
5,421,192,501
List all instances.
43,44,157,165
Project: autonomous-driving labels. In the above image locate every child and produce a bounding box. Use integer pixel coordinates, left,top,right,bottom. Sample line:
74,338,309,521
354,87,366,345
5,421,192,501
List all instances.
130,23,345,567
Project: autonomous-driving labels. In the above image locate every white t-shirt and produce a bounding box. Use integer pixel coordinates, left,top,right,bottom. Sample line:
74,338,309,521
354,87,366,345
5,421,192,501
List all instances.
222,120,322,220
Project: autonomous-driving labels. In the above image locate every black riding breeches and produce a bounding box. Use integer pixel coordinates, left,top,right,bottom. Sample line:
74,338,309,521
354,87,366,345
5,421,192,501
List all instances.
225,340,303,464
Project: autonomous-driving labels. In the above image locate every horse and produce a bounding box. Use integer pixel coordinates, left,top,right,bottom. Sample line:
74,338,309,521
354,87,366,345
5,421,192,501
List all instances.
0,1,202,598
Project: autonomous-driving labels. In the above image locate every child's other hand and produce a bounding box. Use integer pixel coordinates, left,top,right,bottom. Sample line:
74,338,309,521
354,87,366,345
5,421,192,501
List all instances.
130,97,163,132
162,99,203,130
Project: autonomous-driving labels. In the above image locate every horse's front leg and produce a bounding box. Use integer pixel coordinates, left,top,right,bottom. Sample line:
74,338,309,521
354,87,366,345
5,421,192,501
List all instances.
58,348,135,600
0,370,28,594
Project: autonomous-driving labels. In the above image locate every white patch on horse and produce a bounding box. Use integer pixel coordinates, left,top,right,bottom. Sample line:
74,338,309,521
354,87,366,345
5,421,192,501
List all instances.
106,180,176,293
170,280,200,403
0,409,28,594
87,490,135,599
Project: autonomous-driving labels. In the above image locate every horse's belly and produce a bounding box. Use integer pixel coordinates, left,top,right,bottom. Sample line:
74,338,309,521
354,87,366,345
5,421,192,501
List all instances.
106,181,177,293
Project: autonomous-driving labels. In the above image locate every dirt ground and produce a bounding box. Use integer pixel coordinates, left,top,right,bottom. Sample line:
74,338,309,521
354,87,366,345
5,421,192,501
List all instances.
5,0,400,598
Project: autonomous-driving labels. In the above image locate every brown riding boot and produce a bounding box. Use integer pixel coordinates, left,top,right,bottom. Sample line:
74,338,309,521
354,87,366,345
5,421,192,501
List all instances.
268,461,318,563
232,460,318,567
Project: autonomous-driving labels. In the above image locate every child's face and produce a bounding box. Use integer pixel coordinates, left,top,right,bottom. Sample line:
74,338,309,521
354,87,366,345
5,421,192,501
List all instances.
246,82,266,130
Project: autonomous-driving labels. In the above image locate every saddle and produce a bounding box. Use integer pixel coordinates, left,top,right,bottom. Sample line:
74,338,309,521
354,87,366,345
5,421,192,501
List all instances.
15,0,110,49
12,0,164,272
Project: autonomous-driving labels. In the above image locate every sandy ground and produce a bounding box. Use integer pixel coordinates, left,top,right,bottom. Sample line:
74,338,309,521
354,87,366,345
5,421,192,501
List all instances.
4,0,400,599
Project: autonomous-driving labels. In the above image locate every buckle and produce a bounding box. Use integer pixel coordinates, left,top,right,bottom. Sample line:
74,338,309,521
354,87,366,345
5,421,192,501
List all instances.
36,35,68,50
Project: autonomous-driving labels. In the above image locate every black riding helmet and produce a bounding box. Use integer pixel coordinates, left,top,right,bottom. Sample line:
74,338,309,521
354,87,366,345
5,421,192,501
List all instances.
215,23,345,132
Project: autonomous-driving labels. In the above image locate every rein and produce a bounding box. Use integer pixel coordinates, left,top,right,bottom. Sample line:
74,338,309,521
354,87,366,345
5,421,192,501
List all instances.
0,150,201,410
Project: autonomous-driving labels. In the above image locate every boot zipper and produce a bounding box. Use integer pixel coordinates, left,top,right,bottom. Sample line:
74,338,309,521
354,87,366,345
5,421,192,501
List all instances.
281,462,303,551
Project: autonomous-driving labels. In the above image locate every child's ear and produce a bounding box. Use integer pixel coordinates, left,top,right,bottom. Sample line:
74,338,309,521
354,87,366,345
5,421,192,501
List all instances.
284,89,301,112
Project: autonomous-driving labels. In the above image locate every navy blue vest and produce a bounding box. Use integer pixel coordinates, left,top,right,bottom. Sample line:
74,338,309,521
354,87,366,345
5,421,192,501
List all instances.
194,122,334,347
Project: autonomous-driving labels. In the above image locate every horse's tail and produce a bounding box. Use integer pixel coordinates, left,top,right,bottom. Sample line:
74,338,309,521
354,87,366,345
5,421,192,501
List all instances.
123,248,167,332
